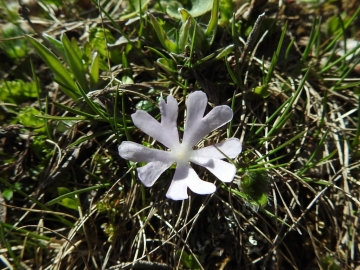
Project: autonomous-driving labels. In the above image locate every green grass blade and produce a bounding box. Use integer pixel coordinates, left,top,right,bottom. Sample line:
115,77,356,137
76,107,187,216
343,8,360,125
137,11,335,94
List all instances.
61,33,89,93
89,51,99,89
68,130,128,147
25,35,80,100
322,6,360,53
264,21,288,85
35,115,88,121
45,184,110,206
256,130,306,163
320,45,360,74
297,128,330,176
52,101,97,118
301,17,320,62
353,96,360,148
261,67,310,143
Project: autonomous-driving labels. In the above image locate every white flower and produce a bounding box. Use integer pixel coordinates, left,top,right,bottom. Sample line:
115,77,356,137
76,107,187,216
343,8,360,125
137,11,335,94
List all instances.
118,91,242,200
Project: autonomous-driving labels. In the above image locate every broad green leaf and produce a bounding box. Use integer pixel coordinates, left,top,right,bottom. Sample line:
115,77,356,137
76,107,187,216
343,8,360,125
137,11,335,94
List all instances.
25,35,80,100
240,170,269,207
61,34,89,93
148,13,179,53
167,0,214,19
71,37,82,57
58,198,79,210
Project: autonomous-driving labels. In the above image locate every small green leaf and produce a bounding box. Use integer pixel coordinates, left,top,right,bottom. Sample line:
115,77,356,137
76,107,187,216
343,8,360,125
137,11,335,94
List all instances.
136,99,157,112
216,44,234,59
177,250,201,270
167,0,214,19
30,135,52,159
17,107,46,133
25,35,80,100
2,189,13,200
157,58,177,73
58,198,79,210
219,0,234,26
254,85,271,98
57,187,79,211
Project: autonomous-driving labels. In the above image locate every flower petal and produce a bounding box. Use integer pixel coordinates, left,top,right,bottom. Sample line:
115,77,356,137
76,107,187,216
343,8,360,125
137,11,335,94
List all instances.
132,95,180,149
185,165,217,194
159,95,178,134
182,92,233,147
166,164,190,200
190,157,237,183
137,161,173,187
118,141,173,163
183,91,207,140
191,138,242,159
166,163,216,200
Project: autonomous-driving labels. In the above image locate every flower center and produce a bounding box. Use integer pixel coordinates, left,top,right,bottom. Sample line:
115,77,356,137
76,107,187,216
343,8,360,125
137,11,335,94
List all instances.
171,143,191,165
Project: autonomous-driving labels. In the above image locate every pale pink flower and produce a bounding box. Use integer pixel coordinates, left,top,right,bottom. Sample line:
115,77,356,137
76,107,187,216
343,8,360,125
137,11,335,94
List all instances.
118,91,242,200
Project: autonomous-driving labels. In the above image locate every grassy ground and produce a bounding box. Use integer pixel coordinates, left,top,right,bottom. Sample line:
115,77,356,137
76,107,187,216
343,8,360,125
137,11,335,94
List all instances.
0,0,359,269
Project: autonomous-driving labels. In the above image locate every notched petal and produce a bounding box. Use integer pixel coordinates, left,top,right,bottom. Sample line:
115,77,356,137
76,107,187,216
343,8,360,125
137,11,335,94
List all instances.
160,95,178,126
118,141,173,162
166,163,216,200
186,166,216,194
183,91,207,132
183,92,233,147
191,138,242,159
166,164,190,200
132,98,179,149
191,157,237,183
